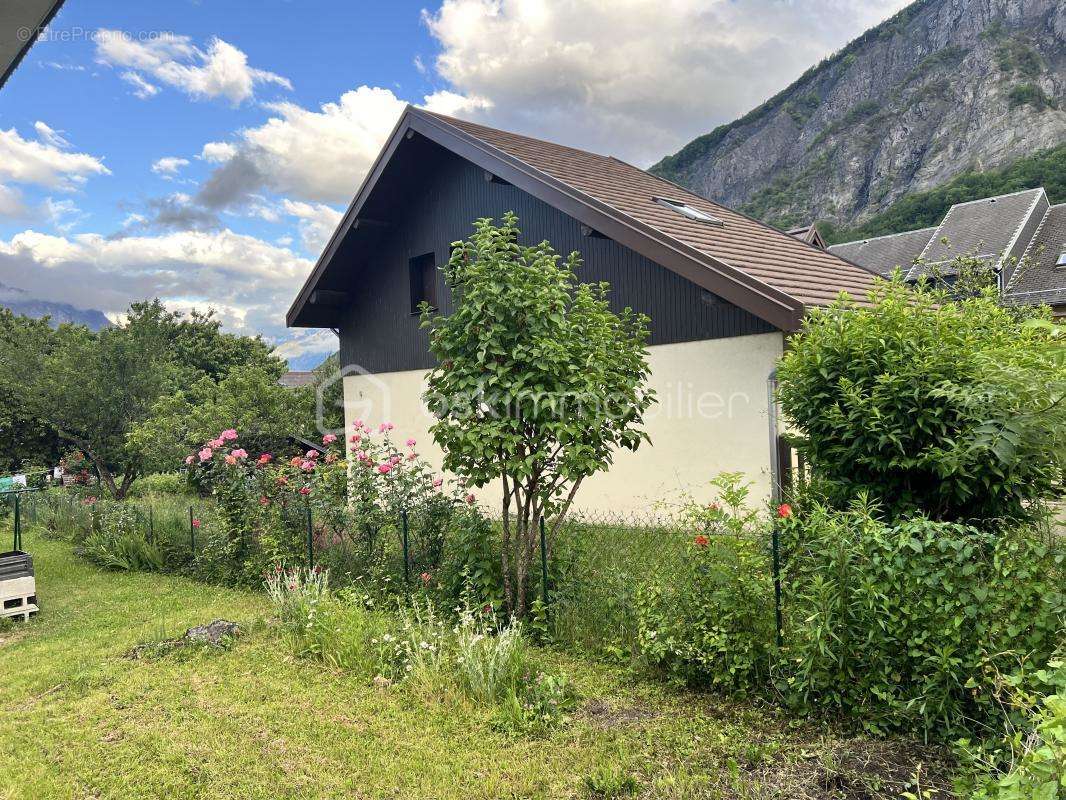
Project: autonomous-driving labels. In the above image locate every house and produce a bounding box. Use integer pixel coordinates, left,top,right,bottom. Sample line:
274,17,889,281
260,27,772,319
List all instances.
1,1,67,90
828,188,1066,316
278,370,316,388
287,107,879,512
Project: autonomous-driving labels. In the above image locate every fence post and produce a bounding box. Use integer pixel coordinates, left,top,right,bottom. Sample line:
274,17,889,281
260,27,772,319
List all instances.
13,493,21,552
401,509,410,587
771,527,783,648
539,515,549,616
305,506,314,570
188,506,195,557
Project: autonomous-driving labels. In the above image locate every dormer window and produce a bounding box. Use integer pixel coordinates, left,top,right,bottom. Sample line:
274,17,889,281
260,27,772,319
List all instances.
653,197,724,226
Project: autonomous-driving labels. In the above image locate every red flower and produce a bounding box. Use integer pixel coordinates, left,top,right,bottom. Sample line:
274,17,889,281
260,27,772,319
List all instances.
693,534,709,547
191,518,202,529
299,486,311,496
259,496,270,506
777,503,793,519
464,493,476,505
420,571,431,585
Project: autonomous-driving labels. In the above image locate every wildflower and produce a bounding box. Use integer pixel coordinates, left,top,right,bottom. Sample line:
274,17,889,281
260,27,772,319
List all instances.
231,448,248,459
198,447,213,462
465,493,476,505
192,518,202,529
432,478,443,488
322,433,337,444
82,496,97,505
777,503,793,519
220,429,238,442
694,534,709,547
259,496,270,506
406,438,416,447
377,463,392,474
299,486,311,496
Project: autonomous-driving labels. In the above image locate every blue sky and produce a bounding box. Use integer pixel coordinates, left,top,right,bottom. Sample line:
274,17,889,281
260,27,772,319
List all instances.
0,0,908,368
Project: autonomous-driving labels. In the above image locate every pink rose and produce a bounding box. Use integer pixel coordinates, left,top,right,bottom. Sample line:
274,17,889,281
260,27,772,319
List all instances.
198,447,213,462
349,433,362,444
184,455,194,465
432,478,443,488
220,429,238,442
353,419,363,428
208,438,224,449
406,438,417,447
299,486,311,496
465,493,475,505
378,422,394,432
306,450,319,460
224,455,237,465
257,453,272,465
231,448,248,459
325,453,337,464
407,452,417,461
191,518,202,529
301,460,315,471
377,463,391,474
322,433,337,444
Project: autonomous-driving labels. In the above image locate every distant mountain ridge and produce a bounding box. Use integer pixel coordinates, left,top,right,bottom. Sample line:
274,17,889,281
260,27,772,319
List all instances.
651,0,1066,230
0,282,111,330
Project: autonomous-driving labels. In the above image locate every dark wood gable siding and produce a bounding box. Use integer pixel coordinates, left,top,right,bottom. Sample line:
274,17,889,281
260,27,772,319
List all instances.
338,146,775,374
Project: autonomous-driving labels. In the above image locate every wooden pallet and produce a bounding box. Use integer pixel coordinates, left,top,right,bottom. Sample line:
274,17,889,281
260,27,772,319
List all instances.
0,576,38,622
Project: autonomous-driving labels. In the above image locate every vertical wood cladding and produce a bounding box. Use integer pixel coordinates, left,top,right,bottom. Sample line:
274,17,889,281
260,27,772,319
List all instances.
338,147,775,374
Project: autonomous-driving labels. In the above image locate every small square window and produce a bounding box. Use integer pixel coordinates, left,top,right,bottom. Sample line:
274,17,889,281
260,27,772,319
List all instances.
409,252,438,313
1056,251,1066,268
653,196,725,226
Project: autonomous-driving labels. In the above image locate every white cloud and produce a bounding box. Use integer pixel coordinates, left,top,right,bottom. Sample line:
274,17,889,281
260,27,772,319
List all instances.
0,227,311,344
34,122,70,150
120,70,159,99
43,198,86,232
151,156,190,177
0,125,109,190
280,199,344,253
272,328,338,362
96,30,292,104
0,185,28,219
200,141,237,163
423,0,911,165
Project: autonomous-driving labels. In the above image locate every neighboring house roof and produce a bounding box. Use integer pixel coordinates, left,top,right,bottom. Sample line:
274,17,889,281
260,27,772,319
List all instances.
288,106,879,333
0,1,67,90
1005,203,1066,309
828,226,937,276
907,188,1048,280
787,224,827,250
278,371,316,388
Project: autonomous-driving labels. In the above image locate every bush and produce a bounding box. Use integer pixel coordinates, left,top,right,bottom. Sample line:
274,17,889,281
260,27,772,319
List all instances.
777,280,1065,524
778,501,1066,738
633,475,776,690
125,472,191,498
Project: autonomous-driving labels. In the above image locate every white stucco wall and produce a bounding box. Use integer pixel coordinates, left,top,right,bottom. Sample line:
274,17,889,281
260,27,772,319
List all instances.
341,332,785,515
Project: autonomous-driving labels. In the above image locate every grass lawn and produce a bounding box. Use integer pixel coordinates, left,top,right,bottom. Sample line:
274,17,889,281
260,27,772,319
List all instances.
0,531,956,799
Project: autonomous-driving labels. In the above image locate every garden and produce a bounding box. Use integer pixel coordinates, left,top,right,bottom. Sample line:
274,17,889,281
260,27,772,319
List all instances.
1,218,1064,798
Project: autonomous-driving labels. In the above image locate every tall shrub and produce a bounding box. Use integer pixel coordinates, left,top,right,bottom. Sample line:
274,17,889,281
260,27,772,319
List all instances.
422,213,655,616
777,280,1065,523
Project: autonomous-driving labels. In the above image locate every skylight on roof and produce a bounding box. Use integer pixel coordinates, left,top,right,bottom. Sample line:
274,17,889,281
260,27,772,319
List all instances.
1057,251,1066,268
653,197,724,226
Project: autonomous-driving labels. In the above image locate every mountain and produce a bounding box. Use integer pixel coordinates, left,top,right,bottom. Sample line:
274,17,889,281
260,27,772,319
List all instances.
651,0,1066,230
0,282,111,330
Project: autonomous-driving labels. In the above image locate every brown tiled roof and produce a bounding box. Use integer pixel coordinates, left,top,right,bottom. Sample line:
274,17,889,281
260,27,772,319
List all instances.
427,112,878,310
906,189,1046,279
828,227,936,276
787,224,827,249
278,370,316,388
1005,203,1066,308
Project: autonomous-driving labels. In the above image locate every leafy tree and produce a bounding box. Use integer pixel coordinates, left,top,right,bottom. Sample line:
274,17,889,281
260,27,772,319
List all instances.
0,310,63,471
130,364,316,474
777,278,1065,523
1,309,176,499
422,214,655,616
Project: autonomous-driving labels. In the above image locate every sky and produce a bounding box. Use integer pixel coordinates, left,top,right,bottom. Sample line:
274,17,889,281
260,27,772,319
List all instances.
0,0,909,368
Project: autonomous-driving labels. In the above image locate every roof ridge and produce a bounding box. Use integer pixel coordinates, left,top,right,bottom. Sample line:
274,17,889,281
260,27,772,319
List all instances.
944,186,1045,209
829,225,938,248
997,188,1047,275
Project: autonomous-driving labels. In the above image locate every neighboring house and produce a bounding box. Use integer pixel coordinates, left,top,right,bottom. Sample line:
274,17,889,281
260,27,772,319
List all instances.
278,370,316,388
287,107,878,512
829,188,1066,316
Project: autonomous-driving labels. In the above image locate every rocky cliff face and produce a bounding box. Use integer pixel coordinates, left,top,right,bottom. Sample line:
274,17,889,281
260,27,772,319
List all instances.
651,0,1066,228
0,282,110,330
